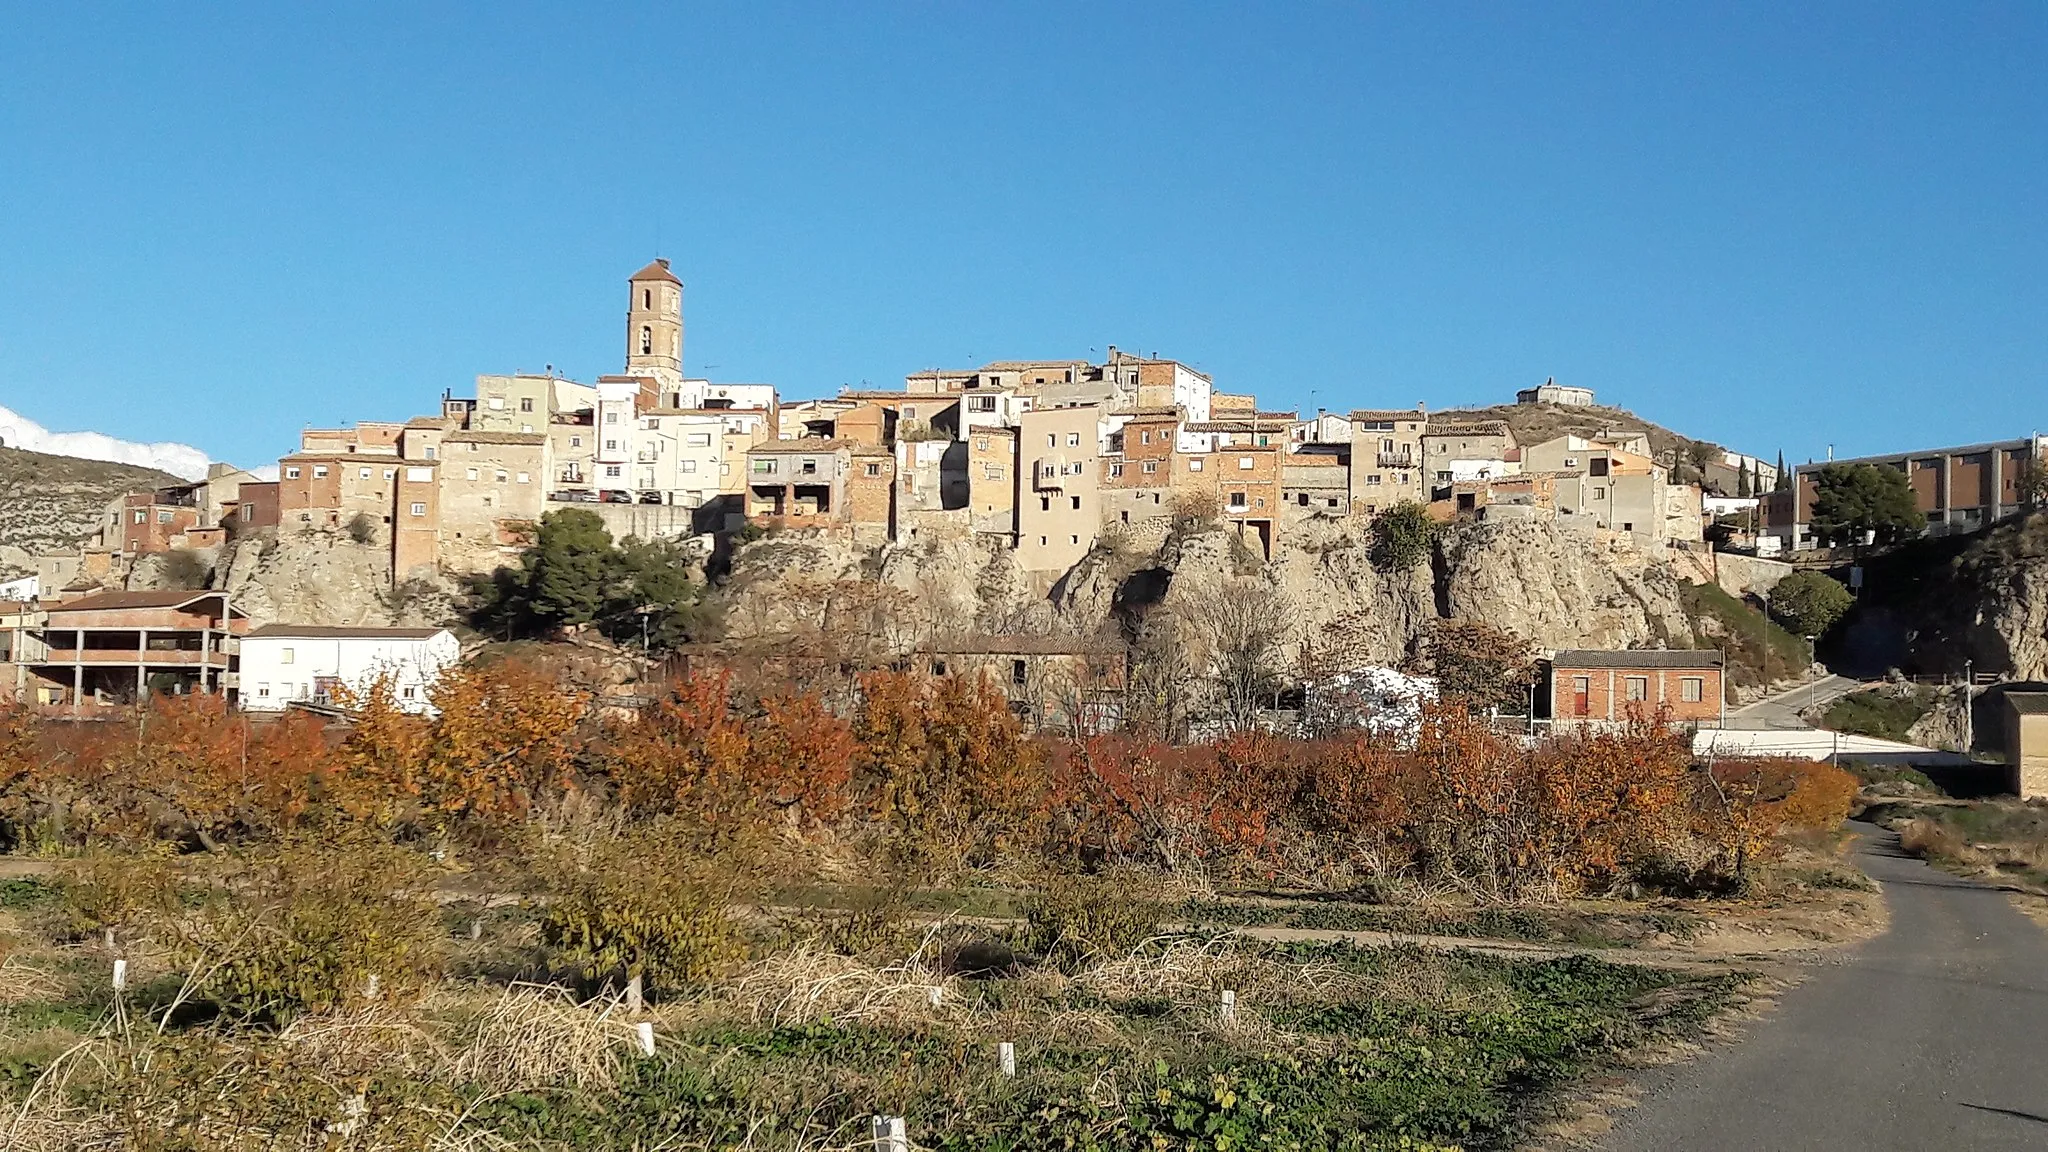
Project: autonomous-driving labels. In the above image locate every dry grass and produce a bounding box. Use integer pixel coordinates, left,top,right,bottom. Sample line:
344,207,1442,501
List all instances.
453,983,633,1094
714,928,957,1029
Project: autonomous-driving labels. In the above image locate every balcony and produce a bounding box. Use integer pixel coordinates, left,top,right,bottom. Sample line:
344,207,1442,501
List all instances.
1033,459,1068,491
40,648,230,667
1376,451,1414,468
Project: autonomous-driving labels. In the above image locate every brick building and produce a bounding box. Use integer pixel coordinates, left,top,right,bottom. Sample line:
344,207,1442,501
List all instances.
1539,650,1725,729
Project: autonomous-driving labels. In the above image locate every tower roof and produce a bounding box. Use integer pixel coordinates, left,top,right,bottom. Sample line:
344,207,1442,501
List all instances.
629,258,681,285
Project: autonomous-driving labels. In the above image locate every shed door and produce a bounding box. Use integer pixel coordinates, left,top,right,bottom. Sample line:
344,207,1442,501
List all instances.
1571,676,1591,717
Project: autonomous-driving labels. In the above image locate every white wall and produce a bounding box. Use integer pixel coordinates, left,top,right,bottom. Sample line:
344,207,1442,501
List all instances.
239,631,461,714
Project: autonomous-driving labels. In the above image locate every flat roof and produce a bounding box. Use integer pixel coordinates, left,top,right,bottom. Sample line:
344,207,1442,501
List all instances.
45,590,231,613
1550,650,1724,670
245,625,449,640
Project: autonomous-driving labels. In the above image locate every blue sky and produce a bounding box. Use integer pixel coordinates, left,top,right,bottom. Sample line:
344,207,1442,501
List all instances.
3,3,2045,468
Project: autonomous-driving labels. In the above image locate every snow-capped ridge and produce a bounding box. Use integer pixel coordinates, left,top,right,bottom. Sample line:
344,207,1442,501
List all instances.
0,405,211,480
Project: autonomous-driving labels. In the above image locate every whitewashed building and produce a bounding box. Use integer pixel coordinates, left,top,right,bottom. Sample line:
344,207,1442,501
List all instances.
237,625,460,714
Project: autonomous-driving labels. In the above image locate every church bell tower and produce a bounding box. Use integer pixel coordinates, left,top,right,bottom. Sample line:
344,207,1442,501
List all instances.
626,258,684,399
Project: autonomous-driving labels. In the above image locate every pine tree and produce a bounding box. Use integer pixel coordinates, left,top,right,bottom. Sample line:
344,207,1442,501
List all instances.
1774,450,1790,492
1738,461,1753,497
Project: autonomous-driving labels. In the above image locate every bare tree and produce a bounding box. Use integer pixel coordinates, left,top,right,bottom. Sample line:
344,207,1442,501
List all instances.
1184,578,1294,732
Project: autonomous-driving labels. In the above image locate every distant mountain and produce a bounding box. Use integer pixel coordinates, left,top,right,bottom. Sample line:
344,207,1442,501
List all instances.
0,446,185,578
0,404,210,480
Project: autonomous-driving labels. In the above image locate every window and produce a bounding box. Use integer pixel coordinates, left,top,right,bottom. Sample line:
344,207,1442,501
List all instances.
466,467,479,481
1589,457,1609,477
516,471,530,484
1680,677,1705,703
1039,535,1048,545
799,458,818,476
280,647,295,665
359,468,371,479
520,397,534,412
257,684,270,698
1625,676,1649,702
1011,659,1028,686
1593,487,1606,501
864,462,881,477
975,437,991,451
132,510,146,524
406,467,432,482
383,469,395,480
605,411,619,425
1070,534,1080,545
1070,496,1081,510
156,509,172,523
496,470,509,483
1189,459,1204,472
605,465,622,478
1436,471,1451,481
410,502,426,516
402,686,416,700
312,465,328,478
570,435,582,448
488,397,505,410
642,288,651,309
970,396,996,412
1110,463,1124,477
752,460,776,475
285,466,301,479
424,447,436,459
1040,496,1051,511
1367,474,1382,485
640,326,652,355
1298,492,1310,506
681,459,698,474
1229,490,1247,507
1564,456,1578,468
1047,434,1057,448
1238,456,1254,470
1066,432,1081,447
1140,430,1152,445
686,433,712,447
1143,460,1158,474
930,660,947,677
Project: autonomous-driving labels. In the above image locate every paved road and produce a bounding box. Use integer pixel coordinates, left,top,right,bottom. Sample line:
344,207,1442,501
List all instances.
1724,674,1866,730
1602,823,2048,1151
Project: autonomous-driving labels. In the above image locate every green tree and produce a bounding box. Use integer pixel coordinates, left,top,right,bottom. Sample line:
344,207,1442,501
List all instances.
1737,461,1753,498
1368,501,1436,573
606,536,704,650
1767,571,1854,637
1809,462,1924,548
524,509,615,627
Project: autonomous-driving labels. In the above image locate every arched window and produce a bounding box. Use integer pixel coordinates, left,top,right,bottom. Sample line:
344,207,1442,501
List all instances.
640,326,652,355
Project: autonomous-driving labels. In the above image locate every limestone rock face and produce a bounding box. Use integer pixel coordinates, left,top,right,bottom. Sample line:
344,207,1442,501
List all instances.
1436,521,1694,653
207,528,458,629
1842,512,2048,681
716,515,1695,664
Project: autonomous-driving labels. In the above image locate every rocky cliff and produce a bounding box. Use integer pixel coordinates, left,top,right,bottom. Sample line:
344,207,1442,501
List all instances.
715,515,1695,665
1839,511,2048,680
117,526,462,629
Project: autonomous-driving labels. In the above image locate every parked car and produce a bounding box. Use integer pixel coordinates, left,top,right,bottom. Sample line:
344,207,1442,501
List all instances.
600,490,633,504
638,492,664,504
549,489,600,504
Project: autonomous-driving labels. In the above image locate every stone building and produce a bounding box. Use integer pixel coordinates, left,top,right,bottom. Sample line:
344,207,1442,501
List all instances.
1016,405,1105,576
1348,407,1429,514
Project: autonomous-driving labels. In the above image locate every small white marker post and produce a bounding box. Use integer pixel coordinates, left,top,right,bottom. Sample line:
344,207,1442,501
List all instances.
635,1021,656,1057
469,919,482,941
626,973,645,1013
111,958,128,993
870,1115,908,1152
997,1042,1016,1077
365,974,380,1000
927,985,944,1008
337,1093,367,1136
1219,989,1237,1025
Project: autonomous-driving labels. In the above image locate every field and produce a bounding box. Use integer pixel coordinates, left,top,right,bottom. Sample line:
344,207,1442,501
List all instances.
0,660,1868,1149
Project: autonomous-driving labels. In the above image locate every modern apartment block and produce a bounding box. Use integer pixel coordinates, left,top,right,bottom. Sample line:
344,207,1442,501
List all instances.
1764,435,2048,549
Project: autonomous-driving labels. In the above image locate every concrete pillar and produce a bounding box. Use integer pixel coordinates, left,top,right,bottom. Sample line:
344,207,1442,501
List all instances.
1940,453,1954,528
136,629,147,700
1992,448,2006,520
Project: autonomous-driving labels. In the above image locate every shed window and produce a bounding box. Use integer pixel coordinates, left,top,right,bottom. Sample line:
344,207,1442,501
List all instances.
1680,677,1705,703
1625,676,1649,702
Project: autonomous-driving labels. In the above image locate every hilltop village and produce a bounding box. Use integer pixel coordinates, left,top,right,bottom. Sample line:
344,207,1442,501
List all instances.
5,259,2045,728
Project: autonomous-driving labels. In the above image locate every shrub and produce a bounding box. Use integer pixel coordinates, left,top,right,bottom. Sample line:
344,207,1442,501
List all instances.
1024,869,1167,968
345,510,377,544
1368,502,1435,572
58,850,178,941
158,548,211,590
538,826,743,994
172,840,444,1020
1768,571,1853,637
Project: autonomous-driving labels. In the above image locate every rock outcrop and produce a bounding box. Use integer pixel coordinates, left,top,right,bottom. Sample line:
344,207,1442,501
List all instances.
1839,512,2048,680
205,528,459,629
714,515,1696,664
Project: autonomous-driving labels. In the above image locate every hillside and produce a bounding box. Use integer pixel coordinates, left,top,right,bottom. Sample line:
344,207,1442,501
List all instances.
1837,510,2048,679
0,446,182,577
1437,401,1719,472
